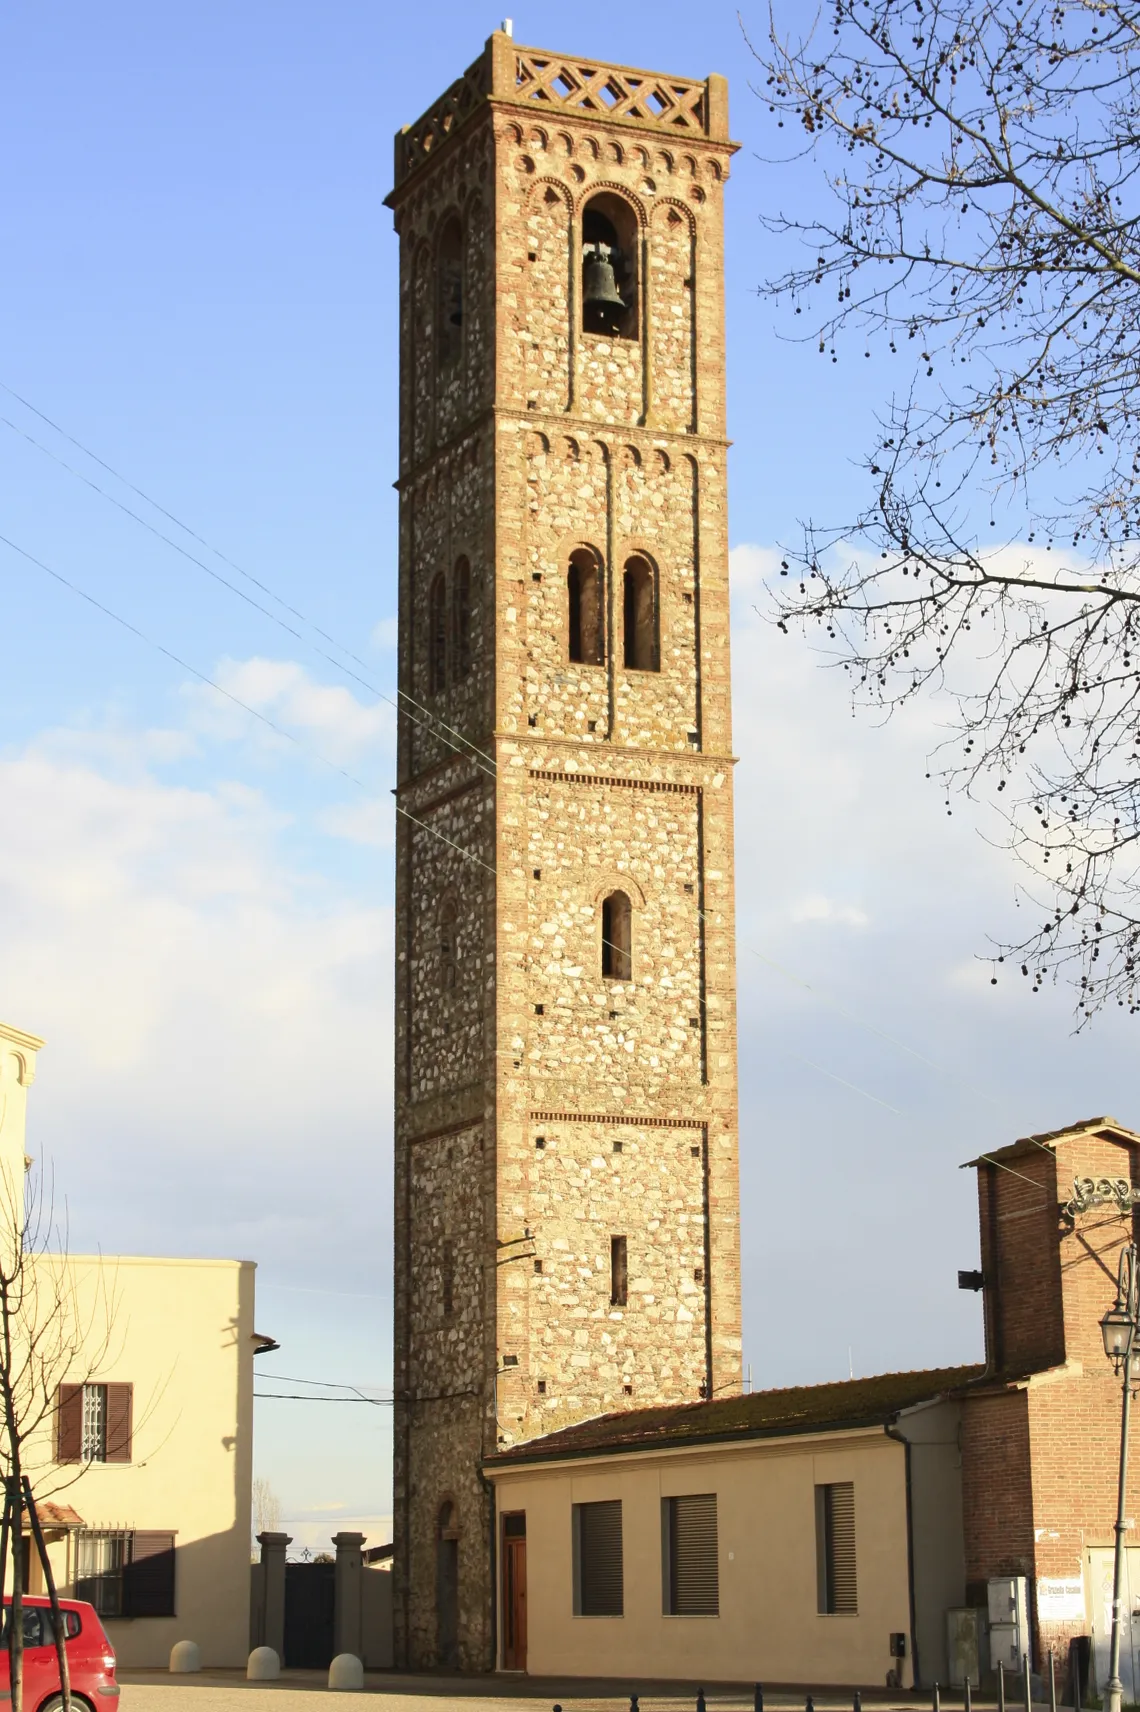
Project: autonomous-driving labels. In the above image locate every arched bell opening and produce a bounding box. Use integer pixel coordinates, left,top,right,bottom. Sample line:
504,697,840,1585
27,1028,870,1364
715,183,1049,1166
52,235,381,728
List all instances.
581,194,638,340
622,554,659,671
567,547,605,666
437,216,464,369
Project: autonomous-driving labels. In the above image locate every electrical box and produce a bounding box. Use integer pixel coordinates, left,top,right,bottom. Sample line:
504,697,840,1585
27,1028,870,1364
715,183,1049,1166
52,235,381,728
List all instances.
987,1577,1031,1674
947,1608,989,1687
890,1633,907,1658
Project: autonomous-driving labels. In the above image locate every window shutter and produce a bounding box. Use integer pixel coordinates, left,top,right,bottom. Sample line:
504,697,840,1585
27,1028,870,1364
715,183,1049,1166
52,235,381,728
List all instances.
104,1383,133,1463
577,1500,623,1616
824,1482,857,1614
669,1493,719,1615
123,1532,175,1617
56,1384,83,1463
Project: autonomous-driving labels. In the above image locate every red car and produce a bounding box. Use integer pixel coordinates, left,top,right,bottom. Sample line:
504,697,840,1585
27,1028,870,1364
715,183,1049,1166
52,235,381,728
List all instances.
0,1597,118,1710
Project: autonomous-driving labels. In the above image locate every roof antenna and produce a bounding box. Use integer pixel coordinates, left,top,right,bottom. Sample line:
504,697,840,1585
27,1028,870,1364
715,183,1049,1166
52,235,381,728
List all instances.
501,17,513,34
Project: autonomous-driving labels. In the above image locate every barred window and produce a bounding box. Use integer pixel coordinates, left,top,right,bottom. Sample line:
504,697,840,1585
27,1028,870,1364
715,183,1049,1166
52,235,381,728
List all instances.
81,1384,106,1463
573,1499,623,1616
815,1482,857,1615
664,1493,719,1615
76,1529,176,1618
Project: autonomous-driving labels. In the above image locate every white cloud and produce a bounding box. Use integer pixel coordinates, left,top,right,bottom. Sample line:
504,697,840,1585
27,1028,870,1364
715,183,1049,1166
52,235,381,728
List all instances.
370,618,399,650
183,656,395,767
789,894,869,929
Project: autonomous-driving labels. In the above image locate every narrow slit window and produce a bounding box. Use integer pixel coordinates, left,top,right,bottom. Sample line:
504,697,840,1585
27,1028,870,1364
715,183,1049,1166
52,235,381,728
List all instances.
429,573,447,694
437,217,464,367
602,891,632,981
610,1235,628,1307
623,556,658,671
442,1239,455,1320
568,549,604,665
439,894,458,991
452,557,472,682
816,1482,857,1615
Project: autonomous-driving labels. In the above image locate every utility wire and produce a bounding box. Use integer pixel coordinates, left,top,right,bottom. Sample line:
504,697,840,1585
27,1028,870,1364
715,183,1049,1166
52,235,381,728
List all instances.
0,393,498,776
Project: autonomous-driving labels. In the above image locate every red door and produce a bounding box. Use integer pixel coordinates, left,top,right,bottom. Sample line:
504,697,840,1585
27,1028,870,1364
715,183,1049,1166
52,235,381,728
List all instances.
501,1514,527,1671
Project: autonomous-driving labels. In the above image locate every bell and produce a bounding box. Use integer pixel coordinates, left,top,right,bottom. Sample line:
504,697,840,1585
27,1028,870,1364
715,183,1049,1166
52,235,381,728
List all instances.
583,244,625,330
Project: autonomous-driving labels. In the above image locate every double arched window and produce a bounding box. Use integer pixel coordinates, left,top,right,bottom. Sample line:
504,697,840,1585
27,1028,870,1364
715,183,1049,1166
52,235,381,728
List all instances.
623,555,658,672
568,548,604,666
427,559,474,695
437,217,464,368
452,557,472,683
602,891,633,982
429,574,447,695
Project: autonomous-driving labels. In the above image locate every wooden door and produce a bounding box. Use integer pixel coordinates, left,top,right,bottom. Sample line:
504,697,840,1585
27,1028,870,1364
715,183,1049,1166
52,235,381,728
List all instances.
502,1514,527,1671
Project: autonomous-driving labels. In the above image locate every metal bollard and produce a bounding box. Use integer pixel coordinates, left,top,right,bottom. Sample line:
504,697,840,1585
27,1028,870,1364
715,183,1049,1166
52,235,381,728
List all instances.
965,1680,973,1712
631,1700,639,1712
1049,1651,1057,1712
755,1688,764,1712
1023,1652,1032,1712
998,1661,1006,1712
697,1692,706,1712
807,1698,815,1712
854,1693,862,1712
933,1683,941,1712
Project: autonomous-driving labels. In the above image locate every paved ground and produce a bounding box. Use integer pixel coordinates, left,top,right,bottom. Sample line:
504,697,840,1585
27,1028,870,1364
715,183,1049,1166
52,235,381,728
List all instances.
115,1671,1006,1711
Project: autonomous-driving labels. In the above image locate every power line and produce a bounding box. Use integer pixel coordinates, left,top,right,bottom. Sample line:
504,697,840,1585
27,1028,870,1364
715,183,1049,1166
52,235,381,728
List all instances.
0,393,498,777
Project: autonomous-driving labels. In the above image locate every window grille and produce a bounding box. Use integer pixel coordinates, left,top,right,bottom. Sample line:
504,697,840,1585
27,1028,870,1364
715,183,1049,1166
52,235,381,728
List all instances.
573,1499,623,1616
76,1528,176,1618
664,1493,719,1615
816,1481,857,1614
76,1529,129,1617
81,1384,107,1463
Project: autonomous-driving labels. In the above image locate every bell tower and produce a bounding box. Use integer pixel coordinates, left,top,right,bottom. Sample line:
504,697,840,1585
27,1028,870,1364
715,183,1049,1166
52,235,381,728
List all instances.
387,32,741,1671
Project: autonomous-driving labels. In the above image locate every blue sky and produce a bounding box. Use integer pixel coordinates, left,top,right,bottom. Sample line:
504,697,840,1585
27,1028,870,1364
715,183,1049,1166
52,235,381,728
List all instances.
4,0,1136,1552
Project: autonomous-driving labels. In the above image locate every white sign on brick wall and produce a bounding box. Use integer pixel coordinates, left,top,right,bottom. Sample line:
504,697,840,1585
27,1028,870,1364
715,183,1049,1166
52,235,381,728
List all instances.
1037,1577,1086,1620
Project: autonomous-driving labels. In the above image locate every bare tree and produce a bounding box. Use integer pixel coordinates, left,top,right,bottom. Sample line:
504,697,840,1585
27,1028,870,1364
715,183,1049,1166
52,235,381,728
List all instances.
252,1476,282,1553
0,1162,119,1712
754,0,1140,1019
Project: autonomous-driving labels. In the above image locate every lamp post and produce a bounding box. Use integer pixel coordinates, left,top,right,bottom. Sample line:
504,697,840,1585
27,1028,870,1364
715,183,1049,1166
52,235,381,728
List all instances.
1100,1243,1140,1712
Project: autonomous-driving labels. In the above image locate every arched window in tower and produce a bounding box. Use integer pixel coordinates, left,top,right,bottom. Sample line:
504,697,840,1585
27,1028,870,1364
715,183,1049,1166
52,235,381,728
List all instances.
568,548,604,666
439,893,458,992
602,891,633,981
581,194,638,339
623,555,658,671
428,573,447,694
437,216,464,368
452,556,472,683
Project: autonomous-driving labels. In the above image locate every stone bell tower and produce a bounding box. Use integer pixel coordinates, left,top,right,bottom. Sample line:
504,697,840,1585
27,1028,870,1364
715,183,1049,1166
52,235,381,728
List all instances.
387,32,741,1671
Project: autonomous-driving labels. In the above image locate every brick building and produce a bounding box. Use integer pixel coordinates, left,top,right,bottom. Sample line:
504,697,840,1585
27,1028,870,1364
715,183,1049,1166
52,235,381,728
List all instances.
485,1117,1140,1688
386,31,743,1671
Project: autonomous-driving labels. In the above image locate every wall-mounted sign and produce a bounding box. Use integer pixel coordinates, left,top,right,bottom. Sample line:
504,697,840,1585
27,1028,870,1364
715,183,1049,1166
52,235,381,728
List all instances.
1038,1576,1085,1620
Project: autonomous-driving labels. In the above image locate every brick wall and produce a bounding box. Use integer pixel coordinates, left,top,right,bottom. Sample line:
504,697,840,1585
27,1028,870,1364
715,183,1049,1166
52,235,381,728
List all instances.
389,33,742,1670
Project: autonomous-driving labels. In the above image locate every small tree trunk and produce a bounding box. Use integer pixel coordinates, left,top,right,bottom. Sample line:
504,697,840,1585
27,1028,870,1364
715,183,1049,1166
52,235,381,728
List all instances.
24,1482,70,1712
8,1469,24,1712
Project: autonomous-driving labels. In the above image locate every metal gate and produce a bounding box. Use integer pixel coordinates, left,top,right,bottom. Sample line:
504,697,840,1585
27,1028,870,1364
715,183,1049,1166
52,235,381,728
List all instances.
283,1561,335,1670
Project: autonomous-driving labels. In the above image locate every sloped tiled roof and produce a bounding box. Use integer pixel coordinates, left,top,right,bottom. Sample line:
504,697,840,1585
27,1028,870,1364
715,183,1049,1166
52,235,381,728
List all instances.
963,1116,1140,1169
486,1364,984,1467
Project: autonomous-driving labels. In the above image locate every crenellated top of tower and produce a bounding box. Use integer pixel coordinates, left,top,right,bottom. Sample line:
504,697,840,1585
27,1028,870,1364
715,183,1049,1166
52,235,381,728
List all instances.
391,30,732,193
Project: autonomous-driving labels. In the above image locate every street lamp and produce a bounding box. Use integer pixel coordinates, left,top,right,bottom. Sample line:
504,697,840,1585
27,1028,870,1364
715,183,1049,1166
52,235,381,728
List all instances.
1100,1244,1140,1712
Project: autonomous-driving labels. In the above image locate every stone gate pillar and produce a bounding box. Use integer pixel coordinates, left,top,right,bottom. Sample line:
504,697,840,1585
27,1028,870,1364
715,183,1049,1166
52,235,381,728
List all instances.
333,1531,366,1661
255,1531,291,1658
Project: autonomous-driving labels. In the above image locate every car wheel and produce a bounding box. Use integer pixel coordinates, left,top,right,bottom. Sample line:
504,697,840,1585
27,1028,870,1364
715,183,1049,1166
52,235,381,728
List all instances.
39,1698,94,1712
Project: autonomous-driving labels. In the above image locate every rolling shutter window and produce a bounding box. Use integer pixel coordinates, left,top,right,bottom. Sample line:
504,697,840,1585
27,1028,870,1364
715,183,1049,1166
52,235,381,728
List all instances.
56,1384,83,1463
123,1532,175,1617
574,1500,623,1616
667,1493,719,1615
816,1482,857,1615
104,1383,133,1463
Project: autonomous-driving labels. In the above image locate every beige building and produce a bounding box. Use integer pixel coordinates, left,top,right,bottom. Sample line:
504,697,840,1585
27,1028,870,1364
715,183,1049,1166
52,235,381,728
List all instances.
388,28,742,1669
486,1368,972,1686
0,1021,265,1668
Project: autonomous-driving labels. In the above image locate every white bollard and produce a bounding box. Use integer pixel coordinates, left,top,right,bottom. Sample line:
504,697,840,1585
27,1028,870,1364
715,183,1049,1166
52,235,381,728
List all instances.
169,1639,201,1674
247,1646,280,1681
328,1652,364,1691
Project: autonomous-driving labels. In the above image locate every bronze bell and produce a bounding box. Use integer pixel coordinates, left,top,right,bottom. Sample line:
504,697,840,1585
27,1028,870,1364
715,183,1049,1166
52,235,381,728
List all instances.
583,243,625,329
